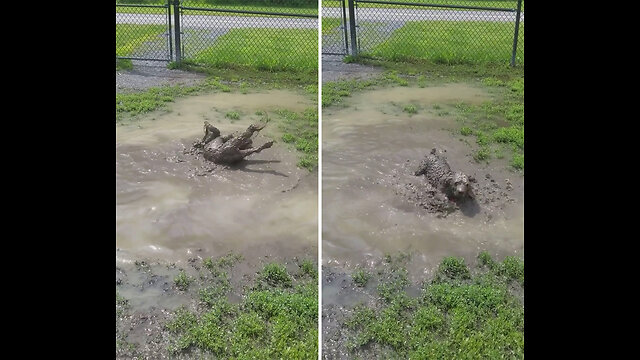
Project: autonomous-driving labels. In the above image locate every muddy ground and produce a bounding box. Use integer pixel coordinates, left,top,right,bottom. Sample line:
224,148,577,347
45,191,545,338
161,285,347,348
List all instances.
322,55,382,83
116,60,206,93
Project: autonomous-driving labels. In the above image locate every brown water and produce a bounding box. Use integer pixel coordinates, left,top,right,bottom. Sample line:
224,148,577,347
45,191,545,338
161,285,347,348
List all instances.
116,90,318,264
322,84,524,272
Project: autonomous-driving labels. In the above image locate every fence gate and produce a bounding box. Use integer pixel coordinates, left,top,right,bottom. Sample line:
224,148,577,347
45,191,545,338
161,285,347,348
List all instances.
115,1,173,62
322,0,350,55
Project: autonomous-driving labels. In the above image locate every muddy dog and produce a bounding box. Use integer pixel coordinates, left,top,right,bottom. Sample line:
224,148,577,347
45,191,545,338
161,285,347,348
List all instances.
194,122,274,164
415,148,474,201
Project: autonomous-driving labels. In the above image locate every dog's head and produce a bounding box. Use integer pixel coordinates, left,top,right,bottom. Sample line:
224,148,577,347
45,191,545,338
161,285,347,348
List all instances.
451,172,473,199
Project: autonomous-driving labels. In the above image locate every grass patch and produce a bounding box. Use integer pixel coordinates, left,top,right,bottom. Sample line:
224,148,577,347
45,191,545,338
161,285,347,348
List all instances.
165,258,317,359
298,259,317,278
174,270,194,291
116,24,166,57
342,252,524,358
258,263,293,288
352,269,371,287
460,126,473,136
116,58,133,71
473,146,491,162
403,104,418,114
323,17,342,35
225,111,240,120
192,28,318,73
370,21,523,65
273,107,318,171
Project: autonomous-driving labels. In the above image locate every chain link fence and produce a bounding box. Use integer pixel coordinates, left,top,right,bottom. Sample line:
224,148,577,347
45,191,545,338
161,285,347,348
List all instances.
322,0,349,54
116,1,318,71
116,2,173,61
323,0,524,65
179,0,318,71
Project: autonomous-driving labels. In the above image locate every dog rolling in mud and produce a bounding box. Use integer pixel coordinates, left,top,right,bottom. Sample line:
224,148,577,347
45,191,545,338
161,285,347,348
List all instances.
194,122,274,164
415,148,474,203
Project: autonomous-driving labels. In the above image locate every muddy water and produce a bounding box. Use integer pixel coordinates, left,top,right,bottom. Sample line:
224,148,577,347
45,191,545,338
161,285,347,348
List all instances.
322,84,524,274
116,90,318,264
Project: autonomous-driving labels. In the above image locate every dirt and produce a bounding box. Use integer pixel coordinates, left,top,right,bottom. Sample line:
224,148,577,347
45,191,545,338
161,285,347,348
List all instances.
322,54,382,83
116,60,206,93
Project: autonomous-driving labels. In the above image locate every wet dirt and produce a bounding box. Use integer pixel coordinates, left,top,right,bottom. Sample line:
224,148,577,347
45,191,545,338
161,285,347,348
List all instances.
116,90,318,262
116,60,207,93
322,83,524,272
322,54,383,83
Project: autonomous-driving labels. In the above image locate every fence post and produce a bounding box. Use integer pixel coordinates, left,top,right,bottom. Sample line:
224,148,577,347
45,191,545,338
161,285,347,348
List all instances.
342,0,349,54
347,0,358,56
173,0,181,63
510,0,522,67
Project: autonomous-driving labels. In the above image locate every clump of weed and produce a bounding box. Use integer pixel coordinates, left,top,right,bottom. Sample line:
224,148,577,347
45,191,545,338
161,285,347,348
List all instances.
403,104,418,114
434,256,471,282
473,147,491,162
225,111,240,120
298,259,317,278
258,263,292,288
511,153,524,170
282,133,296,143
352,269,371,287
174,270,193,291
460,126,473,136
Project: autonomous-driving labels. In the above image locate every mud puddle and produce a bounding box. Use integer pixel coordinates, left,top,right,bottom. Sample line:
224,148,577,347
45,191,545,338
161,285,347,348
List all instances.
116,90,318,263
322,83,524,272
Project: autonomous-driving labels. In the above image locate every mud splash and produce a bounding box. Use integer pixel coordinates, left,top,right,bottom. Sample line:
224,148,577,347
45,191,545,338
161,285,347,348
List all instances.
322,83,524,271
116,90,317,263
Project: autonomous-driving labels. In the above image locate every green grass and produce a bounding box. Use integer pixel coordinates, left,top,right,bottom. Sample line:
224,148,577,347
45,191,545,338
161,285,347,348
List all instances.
461,76,524,170
116,24,167,58
352,269,371,287
165,259,318,358
174,270,194,291
322,17,342,35
192,28,318,73
343,252,524,358
273,107,318,171
116,84,201,121
403,104,418,114
225,111,240,120
370,21,523,65
299,259,317,278
258,263,293,288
